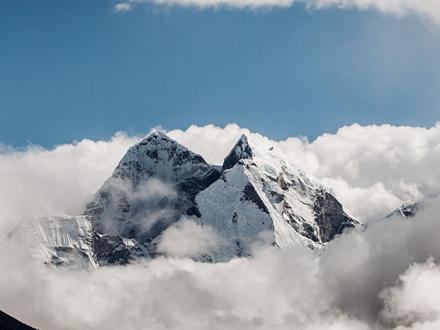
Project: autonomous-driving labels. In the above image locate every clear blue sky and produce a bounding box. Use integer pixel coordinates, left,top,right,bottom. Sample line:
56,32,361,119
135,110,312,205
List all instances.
1,0,439,147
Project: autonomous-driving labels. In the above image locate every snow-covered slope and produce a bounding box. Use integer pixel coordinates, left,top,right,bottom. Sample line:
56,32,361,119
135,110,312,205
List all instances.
197,135,357,260
12,215,98,271
12,131,358,268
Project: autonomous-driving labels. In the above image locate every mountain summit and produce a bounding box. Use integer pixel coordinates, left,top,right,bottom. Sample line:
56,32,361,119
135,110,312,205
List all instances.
13,131,358,269
222,134,253,171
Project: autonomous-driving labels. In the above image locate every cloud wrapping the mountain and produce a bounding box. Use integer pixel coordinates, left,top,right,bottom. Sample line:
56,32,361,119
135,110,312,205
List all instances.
157,218,223,258
1,121,439,227
0,132,138,233
2,207,440,329
92,176,180,236
1,123,440,329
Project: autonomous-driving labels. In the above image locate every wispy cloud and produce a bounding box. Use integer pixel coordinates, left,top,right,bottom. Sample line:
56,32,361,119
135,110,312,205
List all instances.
307,0,440,23
151,0,293,9
126,0,440,24
113,2,133,12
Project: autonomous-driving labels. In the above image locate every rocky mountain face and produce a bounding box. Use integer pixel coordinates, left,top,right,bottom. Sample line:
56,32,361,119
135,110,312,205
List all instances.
12,131,358,269
0,309,36,330
386,194,440,219
387,201,421,218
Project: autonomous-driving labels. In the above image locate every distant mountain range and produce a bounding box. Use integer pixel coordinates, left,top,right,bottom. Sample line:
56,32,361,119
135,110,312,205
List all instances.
12,131,360,269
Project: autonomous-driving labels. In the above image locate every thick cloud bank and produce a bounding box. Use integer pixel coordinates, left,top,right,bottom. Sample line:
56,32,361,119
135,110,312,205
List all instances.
119,0,440,24
1,123,440,329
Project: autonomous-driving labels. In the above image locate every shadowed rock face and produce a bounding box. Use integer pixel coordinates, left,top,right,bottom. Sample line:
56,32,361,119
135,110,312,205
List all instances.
241,183,270,214
0,310,36,330
313,189,357,243
16,131,359,268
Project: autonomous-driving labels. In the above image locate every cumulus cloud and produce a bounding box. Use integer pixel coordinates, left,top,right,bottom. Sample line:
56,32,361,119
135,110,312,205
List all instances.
126,0,440,24
381,259,440,329
1,123,440,329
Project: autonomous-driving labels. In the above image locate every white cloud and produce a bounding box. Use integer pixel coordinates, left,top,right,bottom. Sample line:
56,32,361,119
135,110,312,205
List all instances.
0,132,138,233
151,0,293,9
3,206,440,329
307,0,440,23
91,177,180,236
127,0,440,24
157,218,222,258
113,2,133,12
381,259,440,328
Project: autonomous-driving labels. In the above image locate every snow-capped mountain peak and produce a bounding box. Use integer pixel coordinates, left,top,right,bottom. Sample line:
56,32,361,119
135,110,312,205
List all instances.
223,134,254,171
12,131,358,268
112,130,215,185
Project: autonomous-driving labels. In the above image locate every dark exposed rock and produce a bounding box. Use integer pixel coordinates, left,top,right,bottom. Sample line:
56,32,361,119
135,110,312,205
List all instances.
313,188,358,243
176,168,221,199
387,201,421,218
277,175,290,191
232,212,238,224
269,190,284,204
93,234,145,265
240,183,269,214
301,223,319,243
0,310,37,330
235,240,242,257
